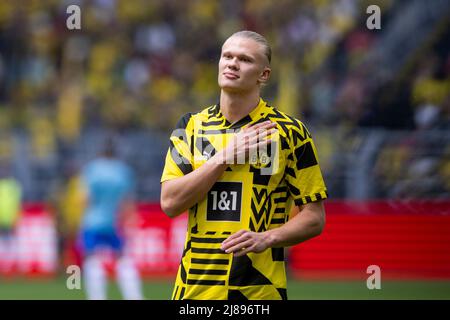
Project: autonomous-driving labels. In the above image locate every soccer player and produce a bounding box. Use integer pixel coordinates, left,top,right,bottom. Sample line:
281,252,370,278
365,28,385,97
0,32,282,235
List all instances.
79,138,143,300
0,162,21,274
160,31,327,300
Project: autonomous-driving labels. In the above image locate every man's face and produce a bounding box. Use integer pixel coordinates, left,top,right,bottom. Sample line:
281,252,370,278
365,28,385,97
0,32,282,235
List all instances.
218,36,270,93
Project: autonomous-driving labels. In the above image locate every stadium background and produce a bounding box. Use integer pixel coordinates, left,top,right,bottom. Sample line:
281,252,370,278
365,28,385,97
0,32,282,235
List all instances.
0,0,449,299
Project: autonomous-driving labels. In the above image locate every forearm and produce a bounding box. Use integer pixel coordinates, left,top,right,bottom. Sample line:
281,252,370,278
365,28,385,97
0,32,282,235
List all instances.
161,152,228,217
265,202,325,247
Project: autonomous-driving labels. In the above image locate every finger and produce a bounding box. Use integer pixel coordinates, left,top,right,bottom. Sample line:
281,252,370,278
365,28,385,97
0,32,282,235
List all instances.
238,128,258,142
247,120,276,131
256,139,273,147
241,126,274,143
246,138,273,153
247,129,276,146
256,128,277,141
233,245,255,257
222,235,251,253
221,230,247,246
223,239,254,254
222,234,250,252
247,120,271,129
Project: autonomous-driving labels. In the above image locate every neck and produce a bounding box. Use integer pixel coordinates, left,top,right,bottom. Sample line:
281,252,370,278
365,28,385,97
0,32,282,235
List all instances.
219,90,261,124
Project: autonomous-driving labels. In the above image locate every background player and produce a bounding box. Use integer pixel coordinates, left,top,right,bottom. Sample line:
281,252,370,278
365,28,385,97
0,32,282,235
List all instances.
79,138,143,300
0,161,22,275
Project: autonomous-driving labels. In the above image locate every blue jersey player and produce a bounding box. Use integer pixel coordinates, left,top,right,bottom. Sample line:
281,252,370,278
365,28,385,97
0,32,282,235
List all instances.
79,138,143,300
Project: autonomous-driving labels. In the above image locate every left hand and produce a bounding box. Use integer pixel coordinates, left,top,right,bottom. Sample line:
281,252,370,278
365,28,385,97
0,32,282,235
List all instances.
221,229,271,257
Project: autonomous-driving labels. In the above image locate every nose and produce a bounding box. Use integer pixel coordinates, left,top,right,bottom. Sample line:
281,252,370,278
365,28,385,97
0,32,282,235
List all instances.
227,57,239,70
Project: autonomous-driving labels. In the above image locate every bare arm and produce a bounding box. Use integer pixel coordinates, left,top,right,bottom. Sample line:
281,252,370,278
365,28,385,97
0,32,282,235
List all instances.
221,200,325,256
161,120,277,217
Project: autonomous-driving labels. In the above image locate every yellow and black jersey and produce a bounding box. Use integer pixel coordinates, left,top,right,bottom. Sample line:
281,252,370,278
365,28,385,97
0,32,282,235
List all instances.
161,98,328,300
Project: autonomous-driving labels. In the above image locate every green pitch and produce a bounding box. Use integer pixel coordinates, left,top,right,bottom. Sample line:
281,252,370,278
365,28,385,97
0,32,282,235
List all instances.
0,278,449,300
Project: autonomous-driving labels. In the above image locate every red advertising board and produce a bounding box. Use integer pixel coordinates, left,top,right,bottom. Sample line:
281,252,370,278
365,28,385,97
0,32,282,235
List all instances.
2,201,449,280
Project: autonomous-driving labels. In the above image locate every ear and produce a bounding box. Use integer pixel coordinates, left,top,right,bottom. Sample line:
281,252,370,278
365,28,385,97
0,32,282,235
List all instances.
258,66,271,85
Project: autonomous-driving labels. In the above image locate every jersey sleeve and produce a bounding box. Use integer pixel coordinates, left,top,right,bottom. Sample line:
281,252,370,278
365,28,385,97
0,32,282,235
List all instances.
161,113,195,183
284,120,328,206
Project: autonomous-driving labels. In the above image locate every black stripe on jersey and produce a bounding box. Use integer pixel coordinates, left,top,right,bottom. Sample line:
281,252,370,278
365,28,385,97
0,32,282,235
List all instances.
267,109,295,136
272,248,285,262
190,134,194,156
250,165,271,186
292,126,307,145
222,231,231,235
179,287,185,299
169,140,193,175
250,201,269,224
180,261,187,283
294,196,320,206
229,255,272,286
191,258,229,265
191,237,227,243
294,191,327,205
277,288,288,300
274,196,288,203
181,240,191,258
228,290,248,300
286,181,301,196
271,218,285,224
315,192,327,200
274,208,285,214
189,269,228,275
172,286,179,300
202,119,225,127
274,186,288,193
191,247,226,254
199,129,231,135
295,141,318,170
229,115,252,129
285,167,296,178
281,135,290,150
253,187,268,203
252,117,271,125
187,279,225,286
205,231,216,235
175,112,194,130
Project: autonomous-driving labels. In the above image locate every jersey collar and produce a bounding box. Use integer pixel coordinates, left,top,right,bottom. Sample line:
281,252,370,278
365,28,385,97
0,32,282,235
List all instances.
216,98,267,129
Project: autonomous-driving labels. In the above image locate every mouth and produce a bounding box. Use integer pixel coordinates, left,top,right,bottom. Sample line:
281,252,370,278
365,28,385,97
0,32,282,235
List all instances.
223,72,239,80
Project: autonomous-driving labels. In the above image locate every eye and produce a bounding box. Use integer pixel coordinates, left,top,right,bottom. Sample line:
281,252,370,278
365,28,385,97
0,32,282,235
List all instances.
240,56,251,63
223,53,232,59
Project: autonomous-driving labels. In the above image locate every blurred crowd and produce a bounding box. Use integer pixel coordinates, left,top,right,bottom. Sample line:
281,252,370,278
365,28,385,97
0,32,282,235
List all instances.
0,0,448,203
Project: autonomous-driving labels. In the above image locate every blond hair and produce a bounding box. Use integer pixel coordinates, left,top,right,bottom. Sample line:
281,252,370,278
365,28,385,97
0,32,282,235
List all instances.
230,30,271,64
